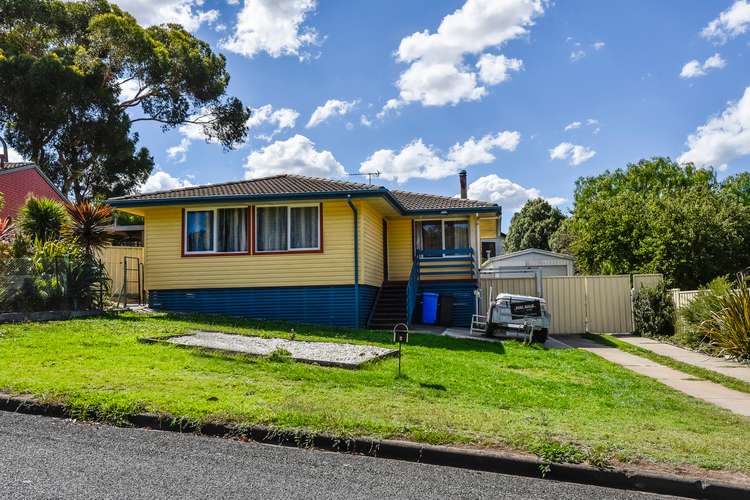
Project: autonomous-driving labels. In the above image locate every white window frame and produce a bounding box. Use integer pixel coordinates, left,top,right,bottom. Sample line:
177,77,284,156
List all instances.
254,203,321,253
184,206,248,255
416,218,471,253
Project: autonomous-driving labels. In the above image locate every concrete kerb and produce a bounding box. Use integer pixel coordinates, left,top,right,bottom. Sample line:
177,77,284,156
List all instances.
0,392,747,499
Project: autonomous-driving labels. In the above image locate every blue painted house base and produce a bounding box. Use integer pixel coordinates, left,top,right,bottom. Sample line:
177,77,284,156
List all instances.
417,280,478,328
149,284,378,328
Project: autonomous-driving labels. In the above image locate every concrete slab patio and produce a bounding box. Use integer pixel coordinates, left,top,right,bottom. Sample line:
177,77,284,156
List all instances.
560,335,750,418
159,331,397,369
615,334,750,384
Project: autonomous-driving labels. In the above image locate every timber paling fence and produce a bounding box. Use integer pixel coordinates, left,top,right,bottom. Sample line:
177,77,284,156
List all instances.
479,273,663,335
669,289,701,309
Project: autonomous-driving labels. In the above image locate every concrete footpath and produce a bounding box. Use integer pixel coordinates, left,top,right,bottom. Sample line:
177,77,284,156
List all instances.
615,334,750,384
561,336,750,418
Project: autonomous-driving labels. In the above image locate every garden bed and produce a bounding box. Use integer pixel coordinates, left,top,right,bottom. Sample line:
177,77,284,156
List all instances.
0,310,101,324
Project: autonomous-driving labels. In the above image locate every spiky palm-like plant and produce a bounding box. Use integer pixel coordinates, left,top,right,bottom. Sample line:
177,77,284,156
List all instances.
699,279,750,360
0,217,13,241
64,202,114,255
17,195,67,244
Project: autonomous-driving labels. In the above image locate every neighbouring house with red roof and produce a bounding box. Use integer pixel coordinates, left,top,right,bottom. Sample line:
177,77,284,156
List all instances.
0,162,67,220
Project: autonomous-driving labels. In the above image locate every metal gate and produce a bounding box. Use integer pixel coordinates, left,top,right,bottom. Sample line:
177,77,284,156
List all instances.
479,273,660,334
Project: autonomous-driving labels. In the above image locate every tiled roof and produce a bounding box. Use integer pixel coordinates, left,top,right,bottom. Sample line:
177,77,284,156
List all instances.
390,189,496,211
110,175,379,202
108,174,499,213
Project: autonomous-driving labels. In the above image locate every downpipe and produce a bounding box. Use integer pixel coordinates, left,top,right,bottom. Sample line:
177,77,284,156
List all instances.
347,196,360,327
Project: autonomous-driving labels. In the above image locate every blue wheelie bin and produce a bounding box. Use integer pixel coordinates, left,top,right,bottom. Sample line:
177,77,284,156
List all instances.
422,292,439,324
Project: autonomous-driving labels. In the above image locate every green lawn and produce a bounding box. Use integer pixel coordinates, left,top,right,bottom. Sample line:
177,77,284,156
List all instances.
1,312,749,475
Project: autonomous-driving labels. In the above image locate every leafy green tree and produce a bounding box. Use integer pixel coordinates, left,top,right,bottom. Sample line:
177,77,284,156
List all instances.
565,157,750,288
505,198,565,253
0,0,250,201
722,172,750,205
17,195,67,244
549,218,574,255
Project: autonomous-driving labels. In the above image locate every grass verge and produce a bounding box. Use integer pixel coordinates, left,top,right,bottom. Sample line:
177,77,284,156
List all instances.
583,333,750,395
0,312,749,476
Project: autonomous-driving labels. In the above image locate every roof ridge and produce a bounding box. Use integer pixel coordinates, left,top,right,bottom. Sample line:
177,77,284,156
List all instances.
111,173,292,201
285,173,381,190
390,188,495,205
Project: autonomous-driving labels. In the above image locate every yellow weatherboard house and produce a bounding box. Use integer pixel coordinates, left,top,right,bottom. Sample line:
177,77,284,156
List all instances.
108,172,501,328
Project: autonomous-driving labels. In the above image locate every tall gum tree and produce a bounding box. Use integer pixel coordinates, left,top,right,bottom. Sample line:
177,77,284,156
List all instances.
0,0,251,201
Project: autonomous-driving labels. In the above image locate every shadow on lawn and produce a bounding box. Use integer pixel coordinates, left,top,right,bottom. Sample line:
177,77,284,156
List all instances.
116,310,510,355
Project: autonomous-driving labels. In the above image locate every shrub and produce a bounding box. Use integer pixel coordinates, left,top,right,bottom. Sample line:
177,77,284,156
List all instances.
17,195,67,244
699,279,750,360
64,201,114,255
676,276,732,348
0,240,108,312
633,283,675,337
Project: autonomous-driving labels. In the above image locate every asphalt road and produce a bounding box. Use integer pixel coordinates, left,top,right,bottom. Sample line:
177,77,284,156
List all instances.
0,411,679,499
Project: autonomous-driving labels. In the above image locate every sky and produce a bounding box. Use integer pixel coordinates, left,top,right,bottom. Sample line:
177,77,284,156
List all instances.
18,0,750,230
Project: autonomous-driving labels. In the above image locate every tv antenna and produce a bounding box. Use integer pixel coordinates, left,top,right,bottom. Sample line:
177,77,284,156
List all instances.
347,171,381,185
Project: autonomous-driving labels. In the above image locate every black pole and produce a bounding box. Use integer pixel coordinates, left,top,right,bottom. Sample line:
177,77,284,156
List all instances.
398,342,402,377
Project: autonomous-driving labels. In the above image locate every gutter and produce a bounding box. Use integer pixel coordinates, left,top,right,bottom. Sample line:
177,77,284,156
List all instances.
346,195,360,328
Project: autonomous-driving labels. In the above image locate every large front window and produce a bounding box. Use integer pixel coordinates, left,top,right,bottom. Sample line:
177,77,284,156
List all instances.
256,204,320,253
415,219,470,253
185,208,247,254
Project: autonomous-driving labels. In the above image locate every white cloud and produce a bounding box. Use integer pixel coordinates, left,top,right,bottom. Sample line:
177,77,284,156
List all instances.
166,138,191,163
171,104,299,161
376,98,405,120
360,130,520,183
702,0,750,43
569,49,586,62
244,134,345,179
680,60,704,79
108,0,218,32
678,85,750,170
549,142,596,166
567,39,605,62
221,0,320,59
564,119,600,134
360,115,373,127
476,54,523,85
305,99,358,128
704,53,727,70
247,104,299,141
679,53,726,79
5,145,25,163
140,170,194,193
466,174,565,213
386,0,544,108
447,131,521,165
